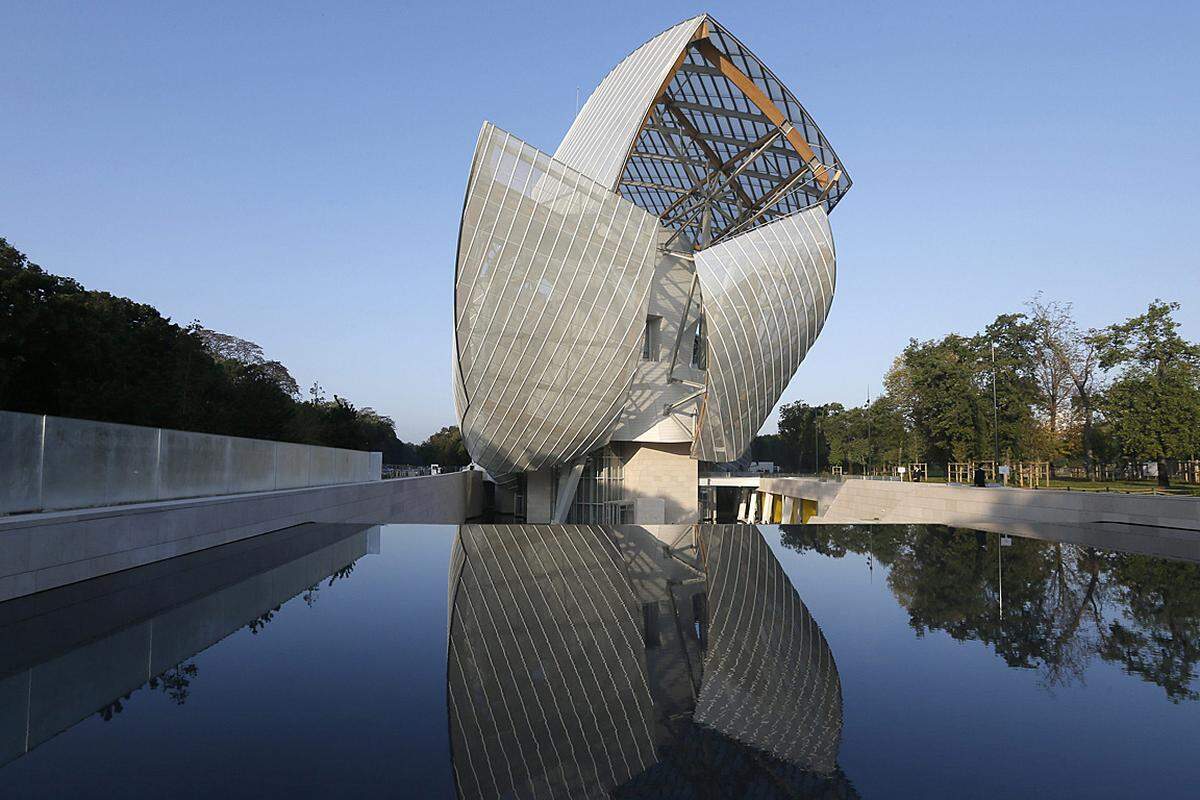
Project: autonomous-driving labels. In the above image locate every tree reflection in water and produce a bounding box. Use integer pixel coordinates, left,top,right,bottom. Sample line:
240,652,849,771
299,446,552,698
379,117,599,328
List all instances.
150,662,200,705
91,556,365,723
780,525,1200,702
96,661,199,721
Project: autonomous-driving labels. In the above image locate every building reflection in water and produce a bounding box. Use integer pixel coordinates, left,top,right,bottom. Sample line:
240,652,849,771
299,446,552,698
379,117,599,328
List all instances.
446,523,856,799
0,522,379,768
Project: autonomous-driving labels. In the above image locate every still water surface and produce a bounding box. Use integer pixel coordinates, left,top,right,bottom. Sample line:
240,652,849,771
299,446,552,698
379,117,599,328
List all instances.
1,522,1197,798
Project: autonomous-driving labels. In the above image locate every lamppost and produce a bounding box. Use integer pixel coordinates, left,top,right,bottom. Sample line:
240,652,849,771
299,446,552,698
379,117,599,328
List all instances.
979,342,1001,471
990,341,1000,466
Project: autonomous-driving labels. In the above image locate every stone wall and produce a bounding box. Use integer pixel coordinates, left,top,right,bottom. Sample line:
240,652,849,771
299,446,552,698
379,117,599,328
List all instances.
619,442,698,524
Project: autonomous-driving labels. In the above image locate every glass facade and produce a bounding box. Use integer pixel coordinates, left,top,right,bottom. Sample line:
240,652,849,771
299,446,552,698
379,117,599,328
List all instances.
568,446,631,524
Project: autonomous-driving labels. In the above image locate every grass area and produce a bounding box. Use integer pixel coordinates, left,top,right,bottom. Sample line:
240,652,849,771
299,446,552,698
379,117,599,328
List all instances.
842,473,1200,496
1043,477,1200,496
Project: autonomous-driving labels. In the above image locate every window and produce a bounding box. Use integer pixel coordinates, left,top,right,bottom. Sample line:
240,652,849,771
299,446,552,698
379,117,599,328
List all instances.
690,316,707,370
642,316,661,361
642,601,661,648
569,445,628,524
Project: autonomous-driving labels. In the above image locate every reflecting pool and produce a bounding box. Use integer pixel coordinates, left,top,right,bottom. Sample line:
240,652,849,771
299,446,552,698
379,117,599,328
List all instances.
1,522,1198,798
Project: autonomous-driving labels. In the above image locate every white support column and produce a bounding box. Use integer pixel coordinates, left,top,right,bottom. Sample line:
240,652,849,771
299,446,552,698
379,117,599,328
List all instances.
746,492,759,524
781,495,795,524
525,468,556,523
551,458,586,523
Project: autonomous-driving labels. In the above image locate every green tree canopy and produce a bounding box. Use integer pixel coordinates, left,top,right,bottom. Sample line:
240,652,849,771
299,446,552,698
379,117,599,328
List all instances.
1094,301,1200,485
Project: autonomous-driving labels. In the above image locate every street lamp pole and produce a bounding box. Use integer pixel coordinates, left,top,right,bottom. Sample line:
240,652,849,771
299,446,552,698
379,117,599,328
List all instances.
991,340,1000,466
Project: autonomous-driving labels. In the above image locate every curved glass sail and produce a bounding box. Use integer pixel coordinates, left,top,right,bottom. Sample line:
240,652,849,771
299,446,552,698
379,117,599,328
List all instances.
456,13,852,486
692,206,836,461
454,124,662,480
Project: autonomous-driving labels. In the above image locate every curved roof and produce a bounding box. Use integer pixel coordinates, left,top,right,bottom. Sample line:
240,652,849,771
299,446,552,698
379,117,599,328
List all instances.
553,15,708,191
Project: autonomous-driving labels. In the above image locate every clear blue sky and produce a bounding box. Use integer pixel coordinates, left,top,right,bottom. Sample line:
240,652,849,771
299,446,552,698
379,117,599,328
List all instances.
3,1,1197,440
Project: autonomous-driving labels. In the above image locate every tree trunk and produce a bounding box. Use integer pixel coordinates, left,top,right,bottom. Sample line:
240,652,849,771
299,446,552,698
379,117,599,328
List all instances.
1082,404,1094,481
1157,459,1171,489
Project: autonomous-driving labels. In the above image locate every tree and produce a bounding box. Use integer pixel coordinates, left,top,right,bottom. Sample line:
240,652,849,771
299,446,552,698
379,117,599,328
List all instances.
191,324,300,398
866,394,911,468
1025,295,1075,438
977,313,1044,463
418,426,470,468
0,236,433,461
1095,301,1200,487
896,335,987,464
1,237,234,430
749,433,796,471
822,405,870,472
778,401,835,473
1027,295,1103,477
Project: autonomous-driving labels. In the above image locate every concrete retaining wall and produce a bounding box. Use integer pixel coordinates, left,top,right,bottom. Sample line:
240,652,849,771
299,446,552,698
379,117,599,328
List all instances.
0,411,382,515
760,476,1200,561
0,470,483,602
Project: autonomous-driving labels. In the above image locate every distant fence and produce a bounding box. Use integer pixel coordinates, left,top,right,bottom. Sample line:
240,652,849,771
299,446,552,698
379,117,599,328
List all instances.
1,410,382,515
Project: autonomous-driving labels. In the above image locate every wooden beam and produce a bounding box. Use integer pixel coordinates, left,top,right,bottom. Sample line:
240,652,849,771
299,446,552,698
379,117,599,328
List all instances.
691,38,832,189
